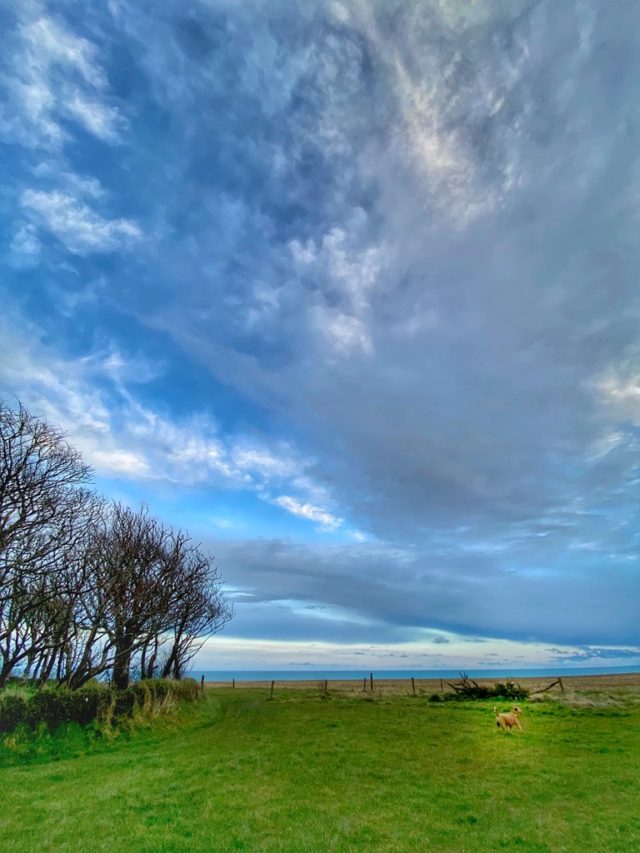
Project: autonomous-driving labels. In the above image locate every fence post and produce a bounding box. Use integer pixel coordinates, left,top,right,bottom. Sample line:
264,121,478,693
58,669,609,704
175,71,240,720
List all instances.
440,679,443,691
369,672,373,692
270,680,275,699
200,675,205,694
363,676,367,692
411,676,416,695
558,677,564,695
324,679,329,697
232,678,235,689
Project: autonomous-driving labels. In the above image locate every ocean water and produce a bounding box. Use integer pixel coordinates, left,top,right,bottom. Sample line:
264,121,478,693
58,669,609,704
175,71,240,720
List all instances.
190,665,639,682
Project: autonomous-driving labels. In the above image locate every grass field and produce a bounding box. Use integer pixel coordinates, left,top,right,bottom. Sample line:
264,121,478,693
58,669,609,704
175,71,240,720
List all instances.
1,684,640,852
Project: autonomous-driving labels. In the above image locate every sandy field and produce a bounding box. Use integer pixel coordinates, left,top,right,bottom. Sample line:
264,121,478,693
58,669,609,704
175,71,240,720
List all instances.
205,671,640,700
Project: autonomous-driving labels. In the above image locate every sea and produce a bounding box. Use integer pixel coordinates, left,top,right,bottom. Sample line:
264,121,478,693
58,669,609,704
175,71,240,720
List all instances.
189,665,639,682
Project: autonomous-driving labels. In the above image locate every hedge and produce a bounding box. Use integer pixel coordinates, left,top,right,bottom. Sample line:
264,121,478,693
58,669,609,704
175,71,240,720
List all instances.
0,679,201,734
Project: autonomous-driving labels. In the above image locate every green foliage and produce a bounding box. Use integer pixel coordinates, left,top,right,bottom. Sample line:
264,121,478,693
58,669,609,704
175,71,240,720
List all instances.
0,678,201,734
113,687,136,719
438,674,530,701
0,695,29,733
26,686,114,729
493,681,529,700
172,677,200,702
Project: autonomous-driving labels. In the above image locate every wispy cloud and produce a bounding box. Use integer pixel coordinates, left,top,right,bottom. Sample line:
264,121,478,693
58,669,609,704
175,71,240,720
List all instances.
0,11,125,147
272,496,342,532
0,312,342,530
20,188,141,255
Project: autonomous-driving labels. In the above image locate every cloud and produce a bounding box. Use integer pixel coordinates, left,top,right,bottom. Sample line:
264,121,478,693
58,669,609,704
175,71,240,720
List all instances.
20,188,141,255
206,535,640,647
272,496,342,531
9,224,42,263
0,11,126,147
3,1,640,661
0,312,341,531
196,634,640,672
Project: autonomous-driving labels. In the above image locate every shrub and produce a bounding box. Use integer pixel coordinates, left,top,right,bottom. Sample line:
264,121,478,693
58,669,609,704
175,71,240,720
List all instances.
68,686,113,725
151,679,171,702
493,681,529,701
113,687,137,719
127,682,151,714
27,689,69,729
25,687,107,729
438,674,529,702
0,695,29,732
0,677,201,734
173,678,200,702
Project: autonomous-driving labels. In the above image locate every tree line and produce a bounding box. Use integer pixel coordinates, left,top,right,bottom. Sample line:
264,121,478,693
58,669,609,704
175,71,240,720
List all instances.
0,401,231,690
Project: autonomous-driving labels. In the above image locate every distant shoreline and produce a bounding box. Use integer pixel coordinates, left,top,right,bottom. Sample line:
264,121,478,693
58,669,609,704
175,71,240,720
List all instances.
194,665,640,682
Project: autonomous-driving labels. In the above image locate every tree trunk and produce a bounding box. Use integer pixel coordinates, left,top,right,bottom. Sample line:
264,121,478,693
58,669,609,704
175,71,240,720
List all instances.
112,632,133,690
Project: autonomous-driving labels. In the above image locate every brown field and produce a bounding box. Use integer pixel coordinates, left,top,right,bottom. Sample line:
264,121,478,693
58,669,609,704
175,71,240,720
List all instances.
205,670,640,703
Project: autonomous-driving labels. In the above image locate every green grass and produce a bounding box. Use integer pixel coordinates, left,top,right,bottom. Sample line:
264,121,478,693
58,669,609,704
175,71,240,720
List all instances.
1,689,639,852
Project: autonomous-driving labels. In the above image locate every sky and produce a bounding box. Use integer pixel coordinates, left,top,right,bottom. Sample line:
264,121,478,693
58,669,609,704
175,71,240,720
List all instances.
1,0,639,672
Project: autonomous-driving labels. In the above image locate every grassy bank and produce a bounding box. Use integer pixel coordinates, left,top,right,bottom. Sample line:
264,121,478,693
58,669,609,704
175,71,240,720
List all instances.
1,687,639,852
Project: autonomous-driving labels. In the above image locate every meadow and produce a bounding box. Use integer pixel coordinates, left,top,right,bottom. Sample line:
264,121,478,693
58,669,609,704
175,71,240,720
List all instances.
1,681,639,852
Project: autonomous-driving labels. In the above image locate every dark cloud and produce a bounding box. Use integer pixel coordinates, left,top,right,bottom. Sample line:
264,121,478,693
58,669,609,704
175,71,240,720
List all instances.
210,536,639,647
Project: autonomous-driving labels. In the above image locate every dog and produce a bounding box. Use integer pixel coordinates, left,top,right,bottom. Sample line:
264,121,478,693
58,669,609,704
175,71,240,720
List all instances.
494,705,523,733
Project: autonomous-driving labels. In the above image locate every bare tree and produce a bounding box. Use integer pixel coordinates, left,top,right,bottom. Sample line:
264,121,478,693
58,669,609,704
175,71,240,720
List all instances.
160,545,232,679
0,402,91,566
0,402,232,689
94,504,183,690
0,402,93,686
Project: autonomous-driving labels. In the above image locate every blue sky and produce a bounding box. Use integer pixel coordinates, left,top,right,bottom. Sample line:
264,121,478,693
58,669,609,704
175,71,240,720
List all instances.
2,0,639,671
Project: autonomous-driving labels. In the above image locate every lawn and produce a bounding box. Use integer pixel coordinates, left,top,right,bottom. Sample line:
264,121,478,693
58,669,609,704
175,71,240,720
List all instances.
1,688,639,852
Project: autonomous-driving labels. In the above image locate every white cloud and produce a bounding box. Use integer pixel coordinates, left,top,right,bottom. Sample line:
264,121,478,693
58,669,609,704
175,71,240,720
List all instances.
90,448,150,476
595,370,640,423
272,495,342,531
314,308,373,356
196,634,640,671
0,13,125,147
0,313,342,533
232,445,299,479
21,17,108,90
64,95,123,142
20,189,141,255
31,162,106,198
9,224,41,262
290,213,383,357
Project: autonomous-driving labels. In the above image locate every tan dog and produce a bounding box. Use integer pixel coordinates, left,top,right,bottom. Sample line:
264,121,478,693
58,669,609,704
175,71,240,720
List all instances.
494,705,523,733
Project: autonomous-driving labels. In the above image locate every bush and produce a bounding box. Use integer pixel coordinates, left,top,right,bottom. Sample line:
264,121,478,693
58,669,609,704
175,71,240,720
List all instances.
0,677,201,734
24,686,113,729
27,690,69,729
149,679,171,702
128,682,151,713
437,674,529,702
493,681,529,701
173,678,200,702
0,695,29,732
113,687,136,719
